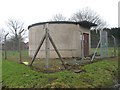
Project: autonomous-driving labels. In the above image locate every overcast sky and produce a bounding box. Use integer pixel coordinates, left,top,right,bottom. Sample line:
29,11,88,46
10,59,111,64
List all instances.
0,0,119,30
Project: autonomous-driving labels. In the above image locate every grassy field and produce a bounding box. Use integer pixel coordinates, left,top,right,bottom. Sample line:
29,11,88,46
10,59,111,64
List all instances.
90,47,118,57
2,48,118,72
2,58,118,88
2,49,119,88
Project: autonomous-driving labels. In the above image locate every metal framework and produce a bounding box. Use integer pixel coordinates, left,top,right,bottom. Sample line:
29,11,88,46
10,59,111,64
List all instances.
90,30,109,61
4,33,9,60
100,30,108,58
29,23,66,69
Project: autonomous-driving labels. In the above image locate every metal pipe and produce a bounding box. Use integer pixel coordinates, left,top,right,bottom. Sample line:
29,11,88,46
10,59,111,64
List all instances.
91,40,100,61
19,29,24,63
77,24,84,59
4,33,9,60
48,33,66,69
29,33,46,66
45,23,50,69
112,35,117,57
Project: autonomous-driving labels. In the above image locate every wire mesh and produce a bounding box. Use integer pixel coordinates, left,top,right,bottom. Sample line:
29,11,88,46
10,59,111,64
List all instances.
100,30,108,58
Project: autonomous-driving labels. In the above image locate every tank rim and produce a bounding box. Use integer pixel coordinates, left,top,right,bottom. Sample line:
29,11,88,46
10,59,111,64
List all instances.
28,21,97,29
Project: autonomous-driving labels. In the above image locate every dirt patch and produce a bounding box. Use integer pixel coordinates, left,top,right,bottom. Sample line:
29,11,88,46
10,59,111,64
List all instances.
10,56,118,73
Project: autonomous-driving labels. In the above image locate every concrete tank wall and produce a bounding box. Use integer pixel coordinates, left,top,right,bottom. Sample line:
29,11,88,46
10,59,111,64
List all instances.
29,23,90,58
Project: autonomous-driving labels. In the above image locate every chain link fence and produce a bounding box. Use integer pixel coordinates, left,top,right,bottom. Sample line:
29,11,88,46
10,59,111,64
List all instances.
2,41,29,62
90,30,118,58
2,29,118,72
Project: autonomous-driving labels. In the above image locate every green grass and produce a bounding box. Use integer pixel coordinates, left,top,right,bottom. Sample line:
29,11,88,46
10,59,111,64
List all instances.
2,58,118,88
2,50,118,88
7,50,28,58
3,50,29,62
4,47,118,60
81,60,118,87
90,47,118,57
0,52,2,85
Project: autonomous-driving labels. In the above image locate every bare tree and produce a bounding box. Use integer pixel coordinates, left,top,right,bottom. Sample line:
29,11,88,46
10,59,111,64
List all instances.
70,7,107,29
50,14,66,21
7,19,26,51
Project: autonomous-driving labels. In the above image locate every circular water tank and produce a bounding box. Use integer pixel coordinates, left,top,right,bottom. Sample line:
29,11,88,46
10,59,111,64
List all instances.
28,21,93,58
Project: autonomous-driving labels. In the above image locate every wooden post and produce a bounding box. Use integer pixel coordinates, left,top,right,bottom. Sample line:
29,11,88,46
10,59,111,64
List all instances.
4,33,9,60
29,33,46,66
48,33,66,69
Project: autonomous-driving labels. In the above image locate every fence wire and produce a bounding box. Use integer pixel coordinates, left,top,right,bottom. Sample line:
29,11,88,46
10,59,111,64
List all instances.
90,30,118,58
2,30,118,72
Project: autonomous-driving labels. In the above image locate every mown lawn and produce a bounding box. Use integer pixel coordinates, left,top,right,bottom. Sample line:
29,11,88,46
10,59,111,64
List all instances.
2,58,118,88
